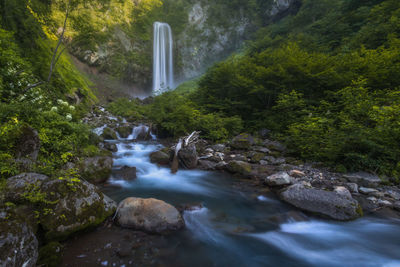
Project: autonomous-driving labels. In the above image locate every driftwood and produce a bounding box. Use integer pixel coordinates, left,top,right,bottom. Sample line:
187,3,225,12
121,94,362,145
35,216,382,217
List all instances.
171,131,200,174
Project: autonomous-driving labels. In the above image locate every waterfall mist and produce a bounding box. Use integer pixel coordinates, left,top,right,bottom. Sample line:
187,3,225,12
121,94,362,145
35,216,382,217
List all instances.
153,22,174,95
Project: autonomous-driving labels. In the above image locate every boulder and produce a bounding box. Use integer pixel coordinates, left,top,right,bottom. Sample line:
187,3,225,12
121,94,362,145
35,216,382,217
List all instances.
198,160,217,171
265,172,292,186
133,126,152,141
39,179,117,240
103,142,118,152
116,197,184,234
359,187,379,195
263,139,286,152
80,156,113,183
0,213,38,267
334,186,352,199
394,201,400,211
226,160,252,176
101,127,118,140
178,144,198,169
346,183,359,193
343,172,381,188
230,133,255,150
116,126,133,138
280,183,363,221
5,173,49,203
15,125,40,161
150,151,170,166
114,166,137,180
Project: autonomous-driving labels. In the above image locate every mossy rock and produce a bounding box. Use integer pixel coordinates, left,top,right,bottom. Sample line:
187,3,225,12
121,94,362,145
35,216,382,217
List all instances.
39,179,117,241
230,133,255,150
38,242,63,267
250,153,266,163
79,156,113,184
101,127,118,140
150,151,170,166
226,160,252,176
116,126,133,138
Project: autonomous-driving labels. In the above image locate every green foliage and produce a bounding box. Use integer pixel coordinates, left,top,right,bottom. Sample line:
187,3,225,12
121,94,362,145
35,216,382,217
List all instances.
107,98,145,121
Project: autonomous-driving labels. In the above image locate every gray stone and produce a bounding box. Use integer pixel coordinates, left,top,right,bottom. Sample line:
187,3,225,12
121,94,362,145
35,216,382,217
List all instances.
252,146,271,154
265,156,286,165
198,160,217,170
280,184,362,221
178,144,198,169
80,156,113,183
0,216,38,267
334,186,352,199
116,197,184,233
346,183,359,194
394,201,400,211
5,173,49,202
377,199,392,207
359,187,379,195
343,172,381,187
263,139,286,152
211,144,226,152
265,172,292,186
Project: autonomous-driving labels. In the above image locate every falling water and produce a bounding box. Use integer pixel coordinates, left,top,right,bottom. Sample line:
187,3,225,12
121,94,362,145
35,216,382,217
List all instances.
153,22,174,95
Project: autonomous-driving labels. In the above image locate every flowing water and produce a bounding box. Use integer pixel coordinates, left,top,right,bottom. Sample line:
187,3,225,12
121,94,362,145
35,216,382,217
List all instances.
153,22,174,94
93,131,400,267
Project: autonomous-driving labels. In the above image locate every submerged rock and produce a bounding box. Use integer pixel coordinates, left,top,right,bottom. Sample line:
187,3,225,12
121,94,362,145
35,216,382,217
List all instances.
226,160,252,176
265,172,292,186
0,214,38,267
280,183,362,221
80,156,113,183
116,197,184,234
114,166,137,180
150,150,170,166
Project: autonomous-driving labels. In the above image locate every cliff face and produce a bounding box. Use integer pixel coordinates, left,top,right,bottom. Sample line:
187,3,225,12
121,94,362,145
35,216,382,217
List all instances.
68,0,300,92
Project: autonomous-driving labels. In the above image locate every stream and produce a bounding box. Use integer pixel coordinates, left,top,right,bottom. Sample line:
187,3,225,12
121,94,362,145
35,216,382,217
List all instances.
62,131,400,267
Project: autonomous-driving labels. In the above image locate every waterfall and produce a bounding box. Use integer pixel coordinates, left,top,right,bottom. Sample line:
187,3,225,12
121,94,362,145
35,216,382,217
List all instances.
153,22,174,95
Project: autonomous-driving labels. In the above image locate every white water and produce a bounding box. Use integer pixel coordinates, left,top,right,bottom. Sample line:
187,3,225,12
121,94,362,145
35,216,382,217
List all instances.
153,22,174,95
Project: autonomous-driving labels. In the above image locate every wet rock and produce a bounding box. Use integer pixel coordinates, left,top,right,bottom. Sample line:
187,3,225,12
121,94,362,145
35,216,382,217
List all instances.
103,142,118,152
178,144,198,169
211,144,226,152
359,187,379,195
280,183,362,221
252,146,271,154
226,161,252,176
150,151,170,166
346,183,359,194
116,197,184,234
80,156,113,184
114,166,137,180
101,127,118,140
215,161,228,170
40,179,117,241
198,160,217,170
116,126,133,138
263,139,286,152
343,172,381,188
265,172,292,186
394,201,400,211
267,211,308,225
289,170,306,178
0,215,38,267
15,125,40,161
133,126,152,141
230,133,255,150
377,199,392,207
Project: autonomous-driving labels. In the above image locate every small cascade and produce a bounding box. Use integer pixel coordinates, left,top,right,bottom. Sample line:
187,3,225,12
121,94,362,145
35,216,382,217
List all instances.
128,125,156,141
153,22,174,95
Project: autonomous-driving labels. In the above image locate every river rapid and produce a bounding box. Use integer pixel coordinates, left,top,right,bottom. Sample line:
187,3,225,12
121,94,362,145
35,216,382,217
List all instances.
62,131,400,267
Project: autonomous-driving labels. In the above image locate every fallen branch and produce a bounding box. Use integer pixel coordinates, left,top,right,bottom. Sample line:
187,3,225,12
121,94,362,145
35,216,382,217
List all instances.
171,131,201,174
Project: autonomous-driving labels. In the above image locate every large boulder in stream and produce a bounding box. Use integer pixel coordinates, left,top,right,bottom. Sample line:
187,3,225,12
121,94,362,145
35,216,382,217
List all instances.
116,197,184,234
116,126,133,138
280,183,363,221
113,166,137,180
150,150,170,165
5,173,117,241
79,156,113,183
0,212,38,267
178,144,198,169
101,127,118,140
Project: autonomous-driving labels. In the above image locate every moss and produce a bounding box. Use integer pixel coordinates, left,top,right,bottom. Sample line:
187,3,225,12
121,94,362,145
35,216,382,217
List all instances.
38,242,63,267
